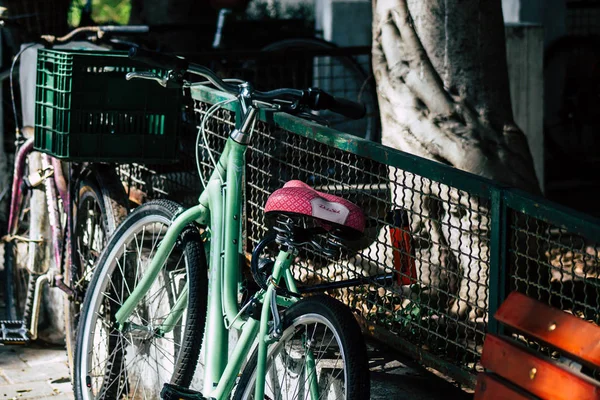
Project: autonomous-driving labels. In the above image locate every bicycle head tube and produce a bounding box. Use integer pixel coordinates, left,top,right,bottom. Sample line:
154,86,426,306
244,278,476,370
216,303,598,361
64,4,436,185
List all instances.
230,105,258,145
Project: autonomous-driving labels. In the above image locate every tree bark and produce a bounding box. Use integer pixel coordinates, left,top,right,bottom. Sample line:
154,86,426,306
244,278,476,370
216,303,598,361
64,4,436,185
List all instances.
373,0,539,190
371,0,541,321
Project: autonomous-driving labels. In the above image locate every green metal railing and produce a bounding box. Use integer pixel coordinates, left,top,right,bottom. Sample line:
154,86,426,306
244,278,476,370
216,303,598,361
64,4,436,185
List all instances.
186,85,600,388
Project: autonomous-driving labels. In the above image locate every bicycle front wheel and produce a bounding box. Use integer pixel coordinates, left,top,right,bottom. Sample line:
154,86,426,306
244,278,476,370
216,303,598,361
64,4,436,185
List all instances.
73,200,207,400
233,295,370,400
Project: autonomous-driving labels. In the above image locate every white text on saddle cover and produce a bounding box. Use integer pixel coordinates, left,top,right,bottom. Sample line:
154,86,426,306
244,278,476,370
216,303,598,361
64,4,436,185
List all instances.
310,197,350,225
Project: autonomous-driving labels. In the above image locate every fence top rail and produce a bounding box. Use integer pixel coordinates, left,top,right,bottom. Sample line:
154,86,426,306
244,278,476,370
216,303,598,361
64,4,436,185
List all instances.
504,189,600,240
190,85,600,242
190,85,496,196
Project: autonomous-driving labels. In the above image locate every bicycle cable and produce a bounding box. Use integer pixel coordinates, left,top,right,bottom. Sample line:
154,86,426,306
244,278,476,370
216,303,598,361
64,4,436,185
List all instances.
196,97,283,188
187,78,245,88
196,97,237,188
190,78,243,188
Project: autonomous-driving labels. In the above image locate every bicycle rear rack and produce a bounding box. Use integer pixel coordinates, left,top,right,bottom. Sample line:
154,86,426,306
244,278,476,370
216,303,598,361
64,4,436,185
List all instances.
0,320,30,344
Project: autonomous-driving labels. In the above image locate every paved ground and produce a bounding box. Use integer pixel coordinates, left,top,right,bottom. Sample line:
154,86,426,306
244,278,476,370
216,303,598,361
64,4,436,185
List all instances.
0,343,73,399
0,339,471,400
368,341,472,399
1,240,74,400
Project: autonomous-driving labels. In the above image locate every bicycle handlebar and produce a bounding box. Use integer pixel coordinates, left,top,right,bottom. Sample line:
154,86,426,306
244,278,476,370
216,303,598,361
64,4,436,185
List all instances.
129,46,239,92
305,88,367,120
128,47,366,120
37,25,149,45
99,25,150,34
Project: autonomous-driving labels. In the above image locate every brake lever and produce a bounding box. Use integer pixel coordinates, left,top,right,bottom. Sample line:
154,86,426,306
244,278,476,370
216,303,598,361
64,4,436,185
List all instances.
272,98,301,114
126,71,168,87
273,99,331,126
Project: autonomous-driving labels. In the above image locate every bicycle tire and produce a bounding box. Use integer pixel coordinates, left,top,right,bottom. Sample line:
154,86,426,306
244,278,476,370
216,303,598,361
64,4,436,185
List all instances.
233,295,370,400
64,164,128,378
73,200,208,400
4,151,45,323
261,38,379,142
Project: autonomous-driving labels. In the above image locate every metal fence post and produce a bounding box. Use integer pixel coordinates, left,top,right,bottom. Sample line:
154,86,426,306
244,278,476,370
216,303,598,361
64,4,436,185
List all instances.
488,188,508,335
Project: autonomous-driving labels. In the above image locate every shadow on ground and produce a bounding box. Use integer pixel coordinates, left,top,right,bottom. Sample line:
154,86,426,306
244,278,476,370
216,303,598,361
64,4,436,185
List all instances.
368,339,473,400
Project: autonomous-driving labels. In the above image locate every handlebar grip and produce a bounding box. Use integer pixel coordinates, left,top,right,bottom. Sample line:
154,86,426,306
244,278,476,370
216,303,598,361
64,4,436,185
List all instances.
128,47,188,71
100,25,150,33
308,88,366,120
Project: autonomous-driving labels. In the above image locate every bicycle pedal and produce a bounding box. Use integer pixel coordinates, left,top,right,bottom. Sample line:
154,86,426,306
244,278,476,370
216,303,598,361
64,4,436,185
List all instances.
0,320,30,344
161,383,206,400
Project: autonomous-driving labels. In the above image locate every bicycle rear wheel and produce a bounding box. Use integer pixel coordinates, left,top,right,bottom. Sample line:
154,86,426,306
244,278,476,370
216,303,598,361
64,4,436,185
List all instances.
64,165,128,378
73,200,207,400
233,295,370,400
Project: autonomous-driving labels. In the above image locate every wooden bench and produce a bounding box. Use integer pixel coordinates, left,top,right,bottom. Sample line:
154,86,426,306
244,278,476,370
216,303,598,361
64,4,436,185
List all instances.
475,291,600,400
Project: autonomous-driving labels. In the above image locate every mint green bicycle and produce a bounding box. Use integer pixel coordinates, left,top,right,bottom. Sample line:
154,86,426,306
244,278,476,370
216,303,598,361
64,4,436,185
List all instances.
73,48,370,400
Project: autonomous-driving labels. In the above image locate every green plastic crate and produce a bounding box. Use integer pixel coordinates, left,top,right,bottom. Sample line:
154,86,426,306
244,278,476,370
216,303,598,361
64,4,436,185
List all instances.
34,49,182,163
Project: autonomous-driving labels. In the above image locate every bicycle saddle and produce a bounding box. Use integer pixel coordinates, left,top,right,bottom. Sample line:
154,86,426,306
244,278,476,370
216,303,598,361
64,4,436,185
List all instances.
265,180,365,239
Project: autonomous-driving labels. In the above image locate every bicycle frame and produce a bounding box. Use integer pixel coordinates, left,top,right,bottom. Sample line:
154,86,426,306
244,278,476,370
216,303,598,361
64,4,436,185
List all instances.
4,136,74,337
7,137,70,272
113,103,304,399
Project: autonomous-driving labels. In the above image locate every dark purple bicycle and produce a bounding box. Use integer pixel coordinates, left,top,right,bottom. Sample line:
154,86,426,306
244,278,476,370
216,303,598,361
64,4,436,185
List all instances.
0,19,146,370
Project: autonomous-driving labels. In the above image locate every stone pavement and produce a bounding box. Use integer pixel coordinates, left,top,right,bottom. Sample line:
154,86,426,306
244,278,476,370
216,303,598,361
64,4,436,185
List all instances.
368,341,472,399
0,241,73,400
0,343,73,400
0,339,471,399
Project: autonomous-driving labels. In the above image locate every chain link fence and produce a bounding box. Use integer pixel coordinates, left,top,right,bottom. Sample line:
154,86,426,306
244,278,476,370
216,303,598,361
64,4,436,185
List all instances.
187,85,600,388
243,116,491,381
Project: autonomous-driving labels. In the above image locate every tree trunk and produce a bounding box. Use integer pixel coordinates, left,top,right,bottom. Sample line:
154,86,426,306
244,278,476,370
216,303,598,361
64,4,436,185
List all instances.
371,0,540,321
373,0,539,189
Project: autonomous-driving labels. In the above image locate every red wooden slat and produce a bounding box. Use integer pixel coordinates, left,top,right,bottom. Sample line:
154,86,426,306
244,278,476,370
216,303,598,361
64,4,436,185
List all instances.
495,291,600,368
474,373,536,400
481,335,600,400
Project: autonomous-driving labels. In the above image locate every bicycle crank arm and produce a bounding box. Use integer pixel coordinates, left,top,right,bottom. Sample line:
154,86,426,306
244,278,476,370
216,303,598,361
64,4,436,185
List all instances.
54,274,77,299
4,273,53,342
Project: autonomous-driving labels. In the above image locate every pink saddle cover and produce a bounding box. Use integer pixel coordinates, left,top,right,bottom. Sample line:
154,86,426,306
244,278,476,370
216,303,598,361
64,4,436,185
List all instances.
264,180,365,233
